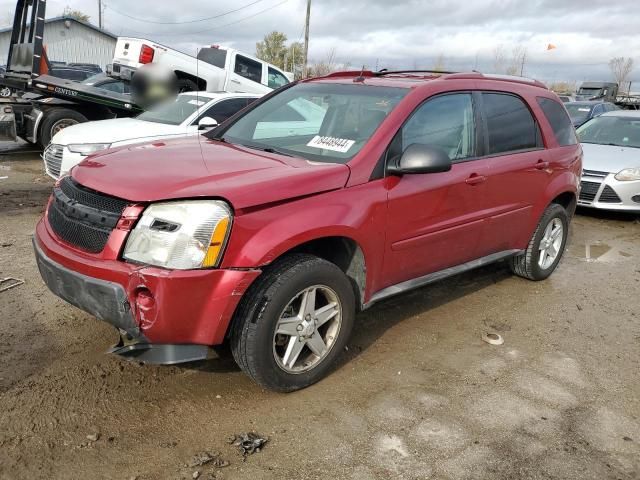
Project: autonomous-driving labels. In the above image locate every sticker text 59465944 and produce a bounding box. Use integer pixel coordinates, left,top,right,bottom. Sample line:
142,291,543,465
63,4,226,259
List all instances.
307,135,355,153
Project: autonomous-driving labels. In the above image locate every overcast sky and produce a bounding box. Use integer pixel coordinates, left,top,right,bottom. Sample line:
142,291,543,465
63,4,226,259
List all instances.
2,0,639,84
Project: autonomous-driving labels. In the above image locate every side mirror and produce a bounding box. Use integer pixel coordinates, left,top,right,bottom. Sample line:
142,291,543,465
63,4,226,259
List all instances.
387,144,452,175
198,116,218,130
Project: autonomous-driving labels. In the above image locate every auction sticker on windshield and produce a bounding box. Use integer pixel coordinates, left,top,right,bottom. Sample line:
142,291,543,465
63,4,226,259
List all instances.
307,136,355,153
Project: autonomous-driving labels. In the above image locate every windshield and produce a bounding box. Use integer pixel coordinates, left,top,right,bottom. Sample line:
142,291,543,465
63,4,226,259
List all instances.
217,82,409,164
137,95,206,125
577,116,640,148
565,103,593,119
578,88,602,96
81,73,107,85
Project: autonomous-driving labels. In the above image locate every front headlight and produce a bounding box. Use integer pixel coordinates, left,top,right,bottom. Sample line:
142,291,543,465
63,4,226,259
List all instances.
123,200,232,269
67,143,111,155
614,167,640,181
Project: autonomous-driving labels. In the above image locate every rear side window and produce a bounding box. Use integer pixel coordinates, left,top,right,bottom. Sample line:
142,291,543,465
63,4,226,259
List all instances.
197,48,227,68
537,97,577,146
234,55,262,84
402,93,476,161
482,93,539,155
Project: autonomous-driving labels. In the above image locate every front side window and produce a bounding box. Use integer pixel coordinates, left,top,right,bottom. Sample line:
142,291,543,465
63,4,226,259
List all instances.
576,116,640,149
482,93,539,155
216,82,408,164
268,67,289,89
402,93,476,161
234,55,262,83
537,97,577,146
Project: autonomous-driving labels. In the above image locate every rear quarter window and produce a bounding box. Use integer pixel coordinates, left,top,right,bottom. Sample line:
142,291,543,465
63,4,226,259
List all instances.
537,97,578,146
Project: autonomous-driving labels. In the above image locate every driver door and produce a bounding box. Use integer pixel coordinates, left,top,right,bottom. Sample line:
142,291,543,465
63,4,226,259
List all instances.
382,92,492,288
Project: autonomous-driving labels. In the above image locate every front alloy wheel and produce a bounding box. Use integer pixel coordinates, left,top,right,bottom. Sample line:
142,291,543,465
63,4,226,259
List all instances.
273,285,342,373
230,254,355,392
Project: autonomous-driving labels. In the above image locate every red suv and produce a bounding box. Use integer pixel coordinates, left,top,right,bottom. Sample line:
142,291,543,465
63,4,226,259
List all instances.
34,71,581,391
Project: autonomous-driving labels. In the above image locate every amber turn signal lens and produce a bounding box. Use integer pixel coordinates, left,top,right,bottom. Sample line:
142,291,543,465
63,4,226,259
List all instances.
202,216,231,268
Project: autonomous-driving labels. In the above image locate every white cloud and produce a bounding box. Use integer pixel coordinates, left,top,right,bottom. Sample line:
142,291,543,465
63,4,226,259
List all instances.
1,0,639,82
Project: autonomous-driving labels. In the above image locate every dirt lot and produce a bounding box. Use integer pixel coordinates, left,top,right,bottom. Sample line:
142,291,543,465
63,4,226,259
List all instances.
1,148,639,480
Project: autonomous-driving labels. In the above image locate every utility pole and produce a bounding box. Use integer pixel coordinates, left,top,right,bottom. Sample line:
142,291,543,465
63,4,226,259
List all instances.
98,0,103,29
303,0,311,78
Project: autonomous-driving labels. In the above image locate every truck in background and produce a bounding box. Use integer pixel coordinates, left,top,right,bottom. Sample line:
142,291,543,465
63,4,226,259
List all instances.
110,38,292,95
576,81,640,109
0,0,142,147
575,82,618,102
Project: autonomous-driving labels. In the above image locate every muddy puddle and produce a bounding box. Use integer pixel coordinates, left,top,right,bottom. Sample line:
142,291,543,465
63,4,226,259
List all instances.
567,242,634,263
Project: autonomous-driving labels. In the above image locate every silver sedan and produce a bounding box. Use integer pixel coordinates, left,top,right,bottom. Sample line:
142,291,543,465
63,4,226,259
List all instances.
576,111,640,212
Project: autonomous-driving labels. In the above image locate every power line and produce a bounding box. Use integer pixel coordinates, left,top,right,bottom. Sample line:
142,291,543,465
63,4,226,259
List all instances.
118,0,290,37
107,0,267,25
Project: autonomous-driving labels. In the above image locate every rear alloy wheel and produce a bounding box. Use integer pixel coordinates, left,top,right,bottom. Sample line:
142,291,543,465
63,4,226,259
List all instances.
230,254,355,392
510,203,569,281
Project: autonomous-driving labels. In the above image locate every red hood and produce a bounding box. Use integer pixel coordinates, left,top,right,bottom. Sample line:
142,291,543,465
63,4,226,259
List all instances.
71,137,350,209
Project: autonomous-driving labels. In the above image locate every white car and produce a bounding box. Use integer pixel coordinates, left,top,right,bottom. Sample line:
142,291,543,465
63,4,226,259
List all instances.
577,110,640,212
43,92,259,179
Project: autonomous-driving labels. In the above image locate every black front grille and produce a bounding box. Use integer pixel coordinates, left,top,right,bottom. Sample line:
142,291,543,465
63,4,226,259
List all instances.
48,177,127,253
579,181,601,202
58,176,128,214
599,185,622,203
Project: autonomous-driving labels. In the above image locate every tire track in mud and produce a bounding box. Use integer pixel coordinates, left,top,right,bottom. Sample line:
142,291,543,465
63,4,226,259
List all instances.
0,186,52,214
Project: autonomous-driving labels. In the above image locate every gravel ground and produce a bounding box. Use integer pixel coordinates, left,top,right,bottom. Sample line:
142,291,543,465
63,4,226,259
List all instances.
1,148,639,480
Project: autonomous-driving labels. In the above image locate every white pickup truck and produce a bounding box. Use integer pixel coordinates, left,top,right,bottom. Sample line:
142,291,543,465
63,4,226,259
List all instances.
110,38,292,95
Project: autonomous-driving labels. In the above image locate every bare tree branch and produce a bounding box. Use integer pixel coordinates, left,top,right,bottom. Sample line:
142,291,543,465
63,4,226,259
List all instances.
609,57,634,93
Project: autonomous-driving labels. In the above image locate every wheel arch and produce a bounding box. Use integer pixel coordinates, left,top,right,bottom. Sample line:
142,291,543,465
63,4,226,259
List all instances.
281,236,367,310
551,190,577,216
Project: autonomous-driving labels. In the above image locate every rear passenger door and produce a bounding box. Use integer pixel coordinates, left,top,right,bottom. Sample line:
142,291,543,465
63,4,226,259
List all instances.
478,92,550,255
383,93,491,286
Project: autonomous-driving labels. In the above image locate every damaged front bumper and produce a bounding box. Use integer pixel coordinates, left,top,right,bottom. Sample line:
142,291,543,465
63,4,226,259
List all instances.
33,219,261,364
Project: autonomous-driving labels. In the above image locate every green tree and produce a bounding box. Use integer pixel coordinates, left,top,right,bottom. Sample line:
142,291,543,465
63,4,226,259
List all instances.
256,31,288,70
63,6,90,22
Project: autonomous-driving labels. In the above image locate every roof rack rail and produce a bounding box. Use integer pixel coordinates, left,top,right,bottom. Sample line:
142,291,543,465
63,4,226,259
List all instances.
375,69,458,76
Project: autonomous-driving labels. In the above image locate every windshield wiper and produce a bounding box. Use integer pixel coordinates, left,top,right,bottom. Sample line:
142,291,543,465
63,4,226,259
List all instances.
238,143,293,157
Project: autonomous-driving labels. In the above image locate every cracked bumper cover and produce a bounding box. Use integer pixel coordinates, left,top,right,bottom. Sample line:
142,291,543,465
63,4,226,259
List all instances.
33,219,261,347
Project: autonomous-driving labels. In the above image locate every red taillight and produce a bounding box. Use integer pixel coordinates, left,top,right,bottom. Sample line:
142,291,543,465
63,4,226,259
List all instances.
139,44,155,64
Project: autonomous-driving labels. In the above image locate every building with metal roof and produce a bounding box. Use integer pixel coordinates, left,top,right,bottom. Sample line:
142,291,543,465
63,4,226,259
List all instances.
0,16,117,69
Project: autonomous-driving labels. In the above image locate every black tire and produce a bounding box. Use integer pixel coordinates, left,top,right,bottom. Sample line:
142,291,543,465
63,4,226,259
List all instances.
39,108,88,148
510,203,569,281
230,254,355,392
176,78,198,93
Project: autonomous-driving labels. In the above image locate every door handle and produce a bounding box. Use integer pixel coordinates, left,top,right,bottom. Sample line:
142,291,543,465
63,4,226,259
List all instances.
465,174,487,186
535,160,550,170
230,79,241,84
